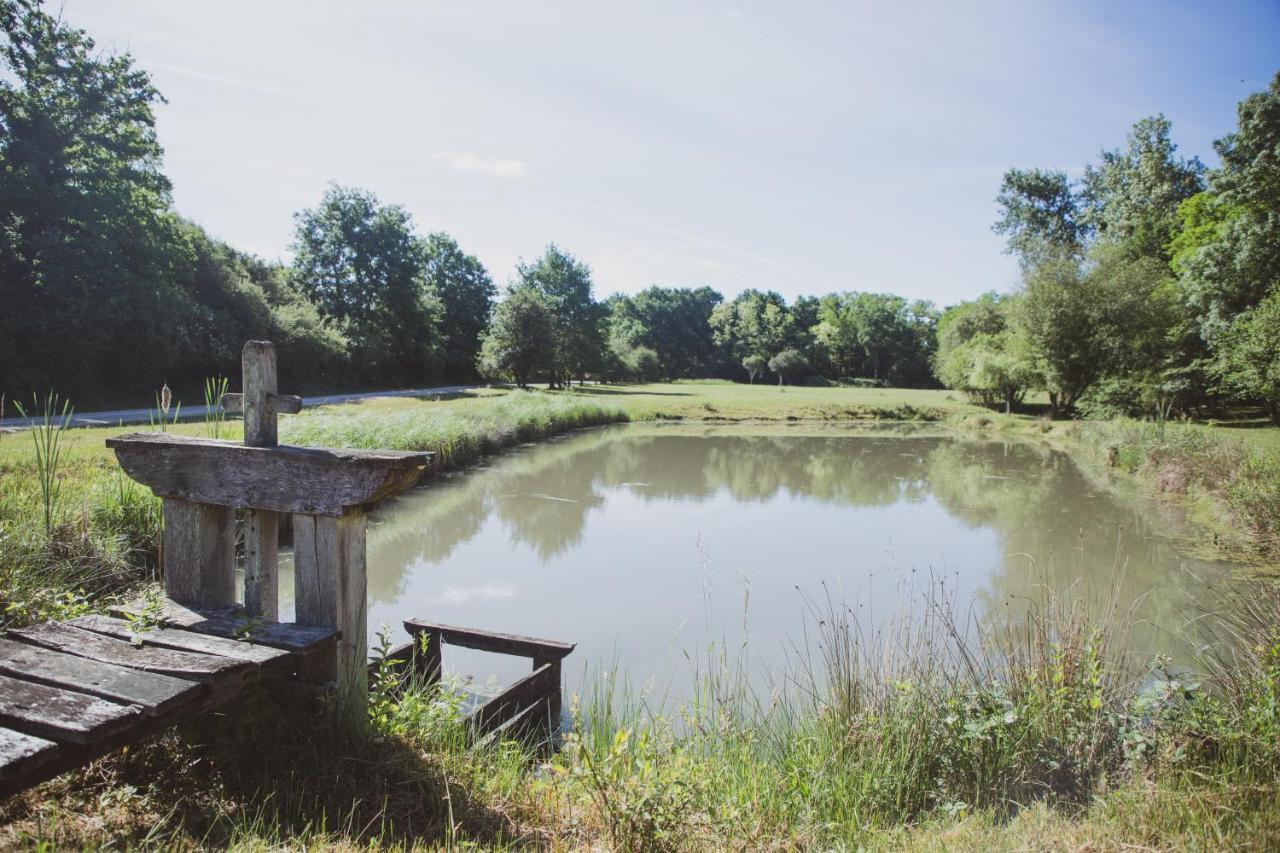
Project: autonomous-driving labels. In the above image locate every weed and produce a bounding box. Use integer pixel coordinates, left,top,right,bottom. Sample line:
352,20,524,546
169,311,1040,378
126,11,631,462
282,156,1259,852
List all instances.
13,391,73,534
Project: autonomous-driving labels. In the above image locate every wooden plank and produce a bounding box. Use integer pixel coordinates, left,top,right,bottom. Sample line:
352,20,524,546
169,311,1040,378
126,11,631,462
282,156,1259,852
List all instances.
8,623,249,684
468,663,558,737
471,699,549,751
110,599,336,653
162,497,235,608
0,673,142,745
0,638,198,717
243,509,279,621
67,615,290,669
0,728,58,782
106,433,431,517
294,513,368,717
404,620,575,660
219,392,302,415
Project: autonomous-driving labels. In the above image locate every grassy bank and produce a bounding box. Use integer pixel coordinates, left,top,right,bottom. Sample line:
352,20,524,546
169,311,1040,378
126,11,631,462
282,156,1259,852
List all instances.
4,579,1280,848
0,389,626,630
4,381,1280,848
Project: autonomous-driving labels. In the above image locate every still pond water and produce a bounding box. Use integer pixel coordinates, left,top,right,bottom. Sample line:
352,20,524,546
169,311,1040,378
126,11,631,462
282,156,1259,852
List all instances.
278,424,1230,698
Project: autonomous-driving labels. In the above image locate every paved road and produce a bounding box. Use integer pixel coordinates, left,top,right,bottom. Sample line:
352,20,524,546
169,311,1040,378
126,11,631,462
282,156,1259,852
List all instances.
2,384,485,430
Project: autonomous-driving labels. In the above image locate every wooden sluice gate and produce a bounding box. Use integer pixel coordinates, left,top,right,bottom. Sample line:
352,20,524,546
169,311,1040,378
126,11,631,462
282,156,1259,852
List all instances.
0,340,573,798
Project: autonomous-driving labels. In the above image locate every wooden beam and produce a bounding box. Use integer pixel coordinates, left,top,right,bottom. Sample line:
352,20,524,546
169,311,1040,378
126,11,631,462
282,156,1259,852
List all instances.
294,513,368,718
404,620,575,660
220,393,302,415
107,434,431,516
467,663,557,737
241,340,278,448
243,509,279,620
162,497,235,608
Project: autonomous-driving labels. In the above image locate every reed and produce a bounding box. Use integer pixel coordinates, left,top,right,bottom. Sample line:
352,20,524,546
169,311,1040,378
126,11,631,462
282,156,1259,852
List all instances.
202,375,230,439
13,392,73,534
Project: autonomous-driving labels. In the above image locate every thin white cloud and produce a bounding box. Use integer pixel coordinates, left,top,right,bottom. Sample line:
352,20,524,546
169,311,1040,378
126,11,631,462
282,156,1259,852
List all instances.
433,150,528,178
140,59,307,100
426,583,516,606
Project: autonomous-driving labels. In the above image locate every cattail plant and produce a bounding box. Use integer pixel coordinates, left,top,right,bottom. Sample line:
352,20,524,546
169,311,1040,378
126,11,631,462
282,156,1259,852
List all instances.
203,376,230,439
13,392,73,534
150,382,180,432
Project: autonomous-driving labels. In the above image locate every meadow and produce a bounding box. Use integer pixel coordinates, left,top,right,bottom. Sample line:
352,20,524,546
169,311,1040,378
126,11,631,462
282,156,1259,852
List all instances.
2,381,1280,849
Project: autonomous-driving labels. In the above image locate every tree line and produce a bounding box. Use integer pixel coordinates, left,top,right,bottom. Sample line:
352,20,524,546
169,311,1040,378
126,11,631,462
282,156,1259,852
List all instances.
938,82,1280,422
3,1,1277,423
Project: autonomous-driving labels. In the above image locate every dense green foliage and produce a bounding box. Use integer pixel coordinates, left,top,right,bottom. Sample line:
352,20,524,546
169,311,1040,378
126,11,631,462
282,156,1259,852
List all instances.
0,2,495,403
959,80,1280,422
2,0,1277,426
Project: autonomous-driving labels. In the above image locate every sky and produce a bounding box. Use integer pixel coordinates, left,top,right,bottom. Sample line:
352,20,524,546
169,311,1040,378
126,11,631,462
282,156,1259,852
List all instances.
65,0,1280,306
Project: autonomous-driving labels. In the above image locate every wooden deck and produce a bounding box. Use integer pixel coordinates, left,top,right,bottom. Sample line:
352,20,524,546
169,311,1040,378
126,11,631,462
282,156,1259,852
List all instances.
0,601,334,798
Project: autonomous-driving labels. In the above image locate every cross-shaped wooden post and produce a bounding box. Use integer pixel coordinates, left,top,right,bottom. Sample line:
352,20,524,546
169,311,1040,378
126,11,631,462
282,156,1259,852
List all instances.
220,341,303,621
107,339,431,721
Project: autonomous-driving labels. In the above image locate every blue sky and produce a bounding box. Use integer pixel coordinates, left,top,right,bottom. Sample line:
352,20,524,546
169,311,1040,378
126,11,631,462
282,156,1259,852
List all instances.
67,1,1279,305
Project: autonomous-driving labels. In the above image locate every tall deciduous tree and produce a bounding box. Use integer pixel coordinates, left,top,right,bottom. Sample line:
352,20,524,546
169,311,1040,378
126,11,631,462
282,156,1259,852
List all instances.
291,184,443,383
517,244,602,386
709,290,796,370
477,286,555,389
993,168,1084,267
1081,114,1204,261
423,232,495,380
0,0,180,397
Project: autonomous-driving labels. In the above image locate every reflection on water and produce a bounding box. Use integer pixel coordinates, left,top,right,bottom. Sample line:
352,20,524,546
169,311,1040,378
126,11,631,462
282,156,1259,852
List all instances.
278,424,1231,697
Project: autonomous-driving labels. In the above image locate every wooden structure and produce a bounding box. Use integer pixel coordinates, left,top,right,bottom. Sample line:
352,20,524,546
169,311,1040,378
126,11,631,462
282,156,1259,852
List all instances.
106,340,431,714
0,340,575,798
0,604,333,798
388,621,574,744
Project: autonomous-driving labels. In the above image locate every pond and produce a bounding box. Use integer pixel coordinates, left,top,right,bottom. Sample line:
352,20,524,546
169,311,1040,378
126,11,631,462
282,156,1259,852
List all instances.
278,424,1232,699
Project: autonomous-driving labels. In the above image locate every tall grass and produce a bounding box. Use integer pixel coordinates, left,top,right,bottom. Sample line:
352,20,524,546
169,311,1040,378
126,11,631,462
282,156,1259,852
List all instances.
203,375,230,439
1077,419,1280,560
282,390,627,469
12,392,73,533
550,574,1280,849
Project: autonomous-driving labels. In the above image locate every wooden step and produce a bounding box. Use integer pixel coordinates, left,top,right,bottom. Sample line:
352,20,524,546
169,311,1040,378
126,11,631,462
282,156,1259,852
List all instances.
0,638,199,717
0,674,142,745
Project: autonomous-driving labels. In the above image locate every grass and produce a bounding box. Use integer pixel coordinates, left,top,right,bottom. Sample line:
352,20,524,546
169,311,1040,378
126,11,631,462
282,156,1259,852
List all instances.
3,379,1280,848
4,577,1280,849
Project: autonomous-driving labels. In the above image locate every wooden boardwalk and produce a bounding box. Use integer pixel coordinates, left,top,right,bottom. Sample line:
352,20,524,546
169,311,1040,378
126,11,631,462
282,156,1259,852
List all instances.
0,602,333,798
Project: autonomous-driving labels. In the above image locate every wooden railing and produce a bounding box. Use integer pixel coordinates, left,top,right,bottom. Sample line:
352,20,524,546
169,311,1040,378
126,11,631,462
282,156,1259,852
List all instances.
383,620,575,743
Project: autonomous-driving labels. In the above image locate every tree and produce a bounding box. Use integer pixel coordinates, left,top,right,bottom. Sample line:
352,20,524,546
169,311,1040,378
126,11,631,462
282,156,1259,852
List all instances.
742,354,766,384
993,168,1084,267
608,286,724,378
477,287,554,389
768,349,808,386
423,232,495,380
292,184,443,383
1175,74,1280,349
0,0,180,399
710,290,796,369
517,244,602,386
933,294,1035,412
1219,290,1280,424
1080,114,1204,261
1012,252,1160,417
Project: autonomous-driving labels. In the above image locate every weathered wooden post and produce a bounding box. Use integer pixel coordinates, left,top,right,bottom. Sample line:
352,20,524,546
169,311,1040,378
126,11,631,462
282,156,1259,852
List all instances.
107,341,431,722
220,341,302,621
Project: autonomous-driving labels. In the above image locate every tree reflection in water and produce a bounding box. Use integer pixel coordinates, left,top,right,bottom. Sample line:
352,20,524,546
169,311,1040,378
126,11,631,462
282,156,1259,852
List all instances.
279,425,1231,695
